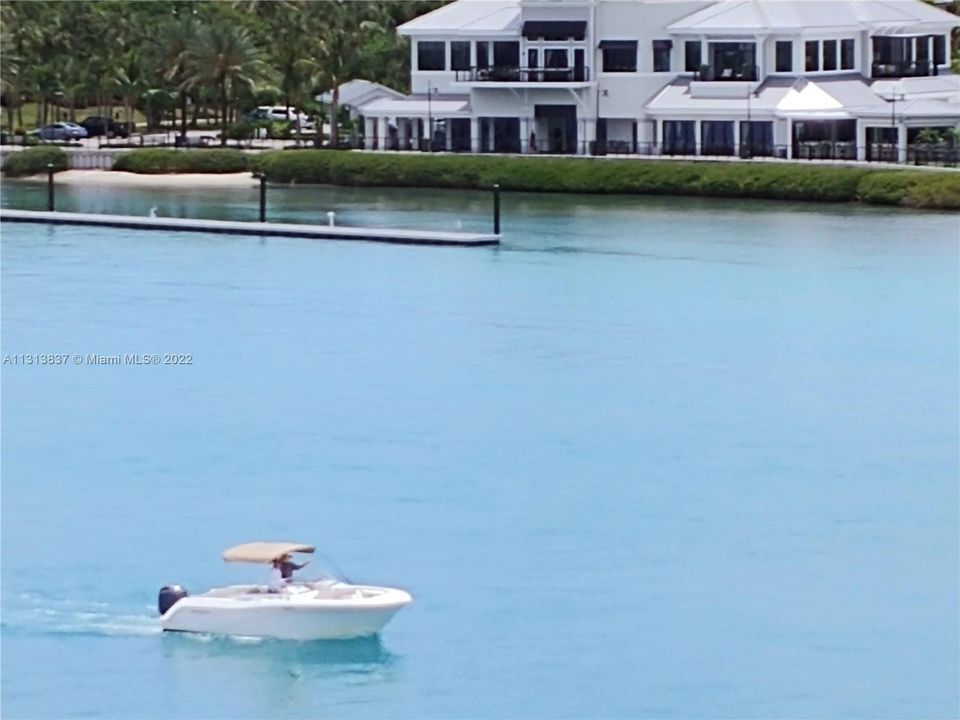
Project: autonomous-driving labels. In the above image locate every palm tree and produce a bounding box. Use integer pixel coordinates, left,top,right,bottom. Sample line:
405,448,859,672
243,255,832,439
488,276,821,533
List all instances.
304,1,379,147
157,13,198,141
113,49,148,132
0,7,22,131
184,24,270,145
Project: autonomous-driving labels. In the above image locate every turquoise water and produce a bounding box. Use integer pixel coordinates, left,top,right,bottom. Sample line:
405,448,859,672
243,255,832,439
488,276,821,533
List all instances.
2,182,958,719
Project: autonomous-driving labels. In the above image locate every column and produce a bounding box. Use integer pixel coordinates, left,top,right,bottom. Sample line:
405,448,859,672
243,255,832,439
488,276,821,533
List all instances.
423,117,431,150
582,118,596,155
377,117,389,151
856,121,867,161
363,118,374,150
786,118,794,159
733,120,741,157
445,121,453,152
520,116,530,153
897,122,907,164
470,117,480,153
694,119,702,156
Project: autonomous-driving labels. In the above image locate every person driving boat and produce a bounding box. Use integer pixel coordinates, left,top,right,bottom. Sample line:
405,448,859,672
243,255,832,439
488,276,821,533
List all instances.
268,553,309,591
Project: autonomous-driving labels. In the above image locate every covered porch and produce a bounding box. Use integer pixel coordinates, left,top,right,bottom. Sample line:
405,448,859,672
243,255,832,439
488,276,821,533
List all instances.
358,95,474,152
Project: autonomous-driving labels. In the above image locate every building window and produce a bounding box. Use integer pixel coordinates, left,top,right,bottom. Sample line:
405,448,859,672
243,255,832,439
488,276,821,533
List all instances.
601,41,638,73
685,41,701,72
653,40,672,72
841,39,854,70
805,40,819,71
740,121,774,157
709,41,756,80
823,39,837,71
663,120,695,154
873,36,938,78
476,41,490,69
934,35,946,65
528,48,538,68
544,48,569,69
775,41,792,72
701,121,735,156
417,41,445,71
451,41,470,71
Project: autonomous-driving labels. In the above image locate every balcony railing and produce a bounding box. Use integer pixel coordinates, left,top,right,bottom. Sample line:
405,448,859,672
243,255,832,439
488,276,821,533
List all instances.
454,66,590,83
871,60,938,78
693,64,759,82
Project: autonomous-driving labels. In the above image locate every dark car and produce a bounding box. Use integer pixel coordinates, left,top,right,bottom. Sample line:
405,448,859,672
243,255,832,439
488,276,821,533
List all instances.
79,116,132,138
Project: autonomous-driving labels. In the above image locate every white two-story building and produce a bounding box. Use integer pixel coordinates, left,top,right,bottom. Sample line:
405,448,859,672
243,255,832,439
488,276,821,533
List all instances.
357,0,960,163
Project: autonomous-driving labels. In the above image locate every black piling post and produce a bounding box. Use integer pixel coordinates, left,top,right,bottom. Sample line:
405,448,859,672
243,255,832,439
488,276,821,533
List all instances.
493,183,501,235
46,163,55,212
258,173,266,222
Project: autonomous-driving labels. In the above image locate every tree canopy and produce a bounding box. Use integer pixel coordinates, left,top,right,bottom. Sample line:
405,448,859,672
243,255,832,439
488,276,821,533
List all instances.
0,0,445,141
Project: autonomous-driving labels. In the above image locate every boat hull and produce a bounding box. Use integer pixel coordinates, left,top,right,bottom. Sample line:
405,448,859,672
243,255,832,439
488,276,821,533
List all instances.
160,585,411,640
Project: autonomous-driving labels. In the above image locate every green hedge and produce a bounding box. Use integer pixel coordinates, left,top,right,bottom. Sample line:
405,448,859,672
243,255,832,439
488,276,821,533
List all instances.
856,171,960,210
250,151,960,209
107,149,960,209
2,146,68,177
112,148,250,174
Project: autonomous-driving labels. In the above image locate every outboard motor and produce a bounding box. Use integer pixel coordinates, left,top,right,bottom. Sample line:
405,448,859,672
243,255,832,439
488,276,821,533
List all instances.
158,584,188,615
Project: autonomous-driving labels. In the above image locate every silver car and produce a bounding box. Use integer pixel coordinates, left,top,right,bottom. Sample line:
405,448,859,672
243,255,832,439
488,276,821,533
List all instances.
32,122,89,140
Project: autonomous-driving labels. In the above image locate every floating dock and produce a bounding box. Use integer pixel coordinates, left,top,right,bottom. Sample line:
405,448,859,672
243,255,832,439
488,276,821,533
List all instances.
0,209,500,247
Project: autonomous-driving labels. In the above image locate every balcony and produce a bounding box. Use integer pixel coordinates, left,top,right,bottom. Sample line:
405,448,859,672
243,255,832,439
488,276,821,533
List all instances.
693,64,758,82
871,60,938,79
454,66,591,84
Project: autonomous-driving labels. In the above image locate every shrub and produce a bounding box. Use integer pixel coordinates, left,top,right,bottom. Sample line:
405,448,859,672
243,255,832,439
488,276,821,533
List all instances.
857,171,960,209
115,149,959,210
224,121,255,141
2,146,68,176
267,120,292,140
113,148,250,174
254,151,880,203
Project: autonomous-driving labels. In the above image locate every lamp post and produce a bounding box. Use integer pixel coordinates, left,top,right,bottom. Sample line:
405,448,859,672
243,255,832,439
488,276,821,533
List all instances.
253,172,266,222
426,82,438,152
890,83,905,163
46,163,55,212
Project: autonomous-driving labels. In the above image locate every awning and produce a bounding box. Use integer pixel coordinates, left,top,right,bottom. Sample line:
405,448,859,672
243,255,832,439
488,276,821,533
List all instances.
522,21,586,41
222,542,316,564
599,40,638,51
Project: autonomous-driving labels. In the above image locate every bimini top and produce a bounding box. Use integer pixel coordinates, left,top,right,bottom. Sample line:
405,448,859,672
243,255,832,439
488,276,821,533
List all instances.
222,542,316,564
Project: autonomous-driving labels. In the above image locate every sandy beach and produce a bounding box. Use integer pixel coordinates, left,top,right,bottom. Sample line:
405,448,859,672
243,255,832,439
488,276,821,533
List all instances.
13,170,259,187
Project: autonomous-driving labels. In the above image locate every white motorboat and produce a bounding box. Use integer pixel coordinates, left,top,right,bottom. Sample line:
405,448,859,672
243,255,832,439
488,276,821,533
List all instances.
158,542,412,640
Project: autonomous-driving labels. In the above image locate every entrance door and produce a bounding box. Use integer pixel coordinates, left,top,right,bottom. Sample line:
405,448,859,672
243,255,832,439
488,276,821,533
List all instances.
535,105,578,154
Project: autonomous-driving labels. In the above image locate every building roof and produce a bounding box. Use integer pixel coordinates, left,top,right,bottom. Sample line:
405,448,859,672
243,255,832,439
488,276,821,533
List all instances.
360,95,472,118
871,74,960,101
643,75,955,122
316,80,405,109
399,0,521,36
645,77,794,117
667,0,960,34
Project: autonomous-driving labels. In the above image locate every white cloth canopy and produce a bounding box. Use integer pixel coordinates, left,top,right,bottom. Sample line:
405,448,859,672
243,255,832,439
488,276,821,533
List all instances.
222,542,315,564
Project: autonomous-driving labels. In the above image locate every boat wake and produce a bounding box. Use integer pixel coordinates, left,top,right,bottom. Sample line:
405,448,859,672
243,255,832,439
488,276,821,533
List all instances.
7,592,160,638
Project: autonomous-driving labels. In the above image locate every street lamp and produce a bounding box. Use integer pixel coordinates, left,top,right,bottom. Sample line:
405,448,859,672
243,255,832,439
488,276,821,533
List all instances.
890,82,906,162
426,82,438,152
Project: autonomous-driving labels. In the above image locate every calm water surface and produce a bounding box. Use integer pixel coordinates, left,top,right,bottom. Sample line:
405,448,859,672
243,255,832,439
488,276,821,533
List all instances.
2,182,958,719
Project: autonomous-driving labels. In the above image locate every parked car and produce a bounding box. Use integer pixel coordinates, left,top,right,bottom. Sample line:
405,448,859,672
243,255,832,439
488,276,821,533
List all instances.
29,122,88,140
79,116,132,138
243,106,316,133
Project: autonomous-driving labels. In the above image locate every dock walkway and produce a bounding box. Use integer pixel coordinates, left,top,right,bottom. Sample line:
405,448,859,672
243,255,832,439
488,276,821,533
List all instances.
0,209,500,247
